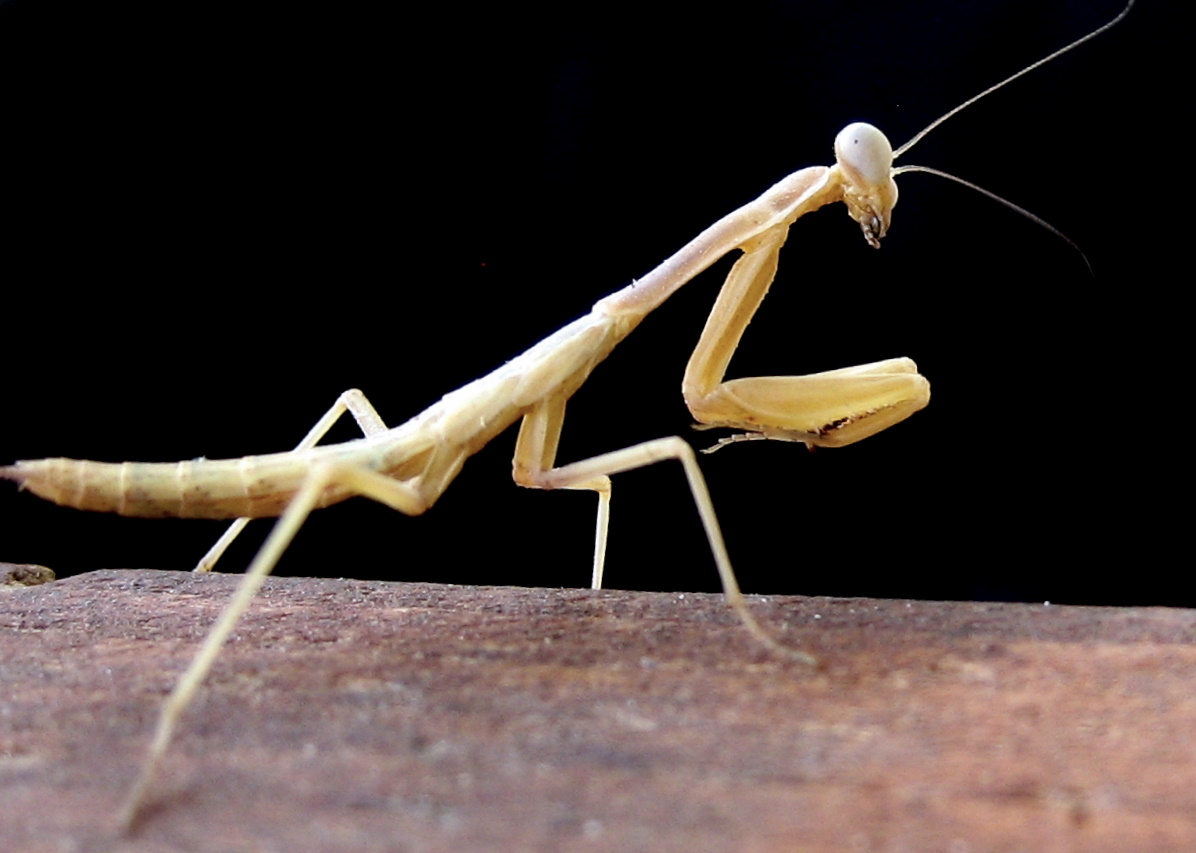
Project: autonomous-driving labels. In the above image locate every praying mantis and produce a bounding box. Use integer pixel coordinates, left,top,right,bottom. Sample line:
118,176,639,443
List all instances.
1,1,1139,594
0,0,1143,832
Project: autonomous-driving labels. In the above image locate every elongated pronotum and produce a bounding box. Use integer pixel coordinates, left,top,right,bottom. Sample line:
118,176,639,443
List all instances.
0,1,1134,831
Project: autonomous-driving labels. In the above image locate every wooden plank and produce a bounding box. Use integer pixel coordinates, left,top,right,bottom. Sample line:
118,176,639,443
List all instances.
1,570,1193,852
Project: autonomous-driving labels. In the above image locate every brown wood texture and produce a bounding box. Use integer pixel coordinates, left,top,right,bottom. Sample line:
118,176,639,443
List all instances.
1,569,1193,852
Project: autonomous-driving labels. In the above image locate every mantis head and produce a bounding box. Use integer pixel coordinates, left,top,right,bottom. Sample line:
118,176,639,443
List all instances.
834,122,898,250
835,1,1136,265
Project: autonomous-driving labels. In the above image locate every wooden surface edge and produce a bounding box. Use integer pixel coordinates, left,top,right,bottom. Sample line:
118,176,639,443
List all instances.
1,570,1193,852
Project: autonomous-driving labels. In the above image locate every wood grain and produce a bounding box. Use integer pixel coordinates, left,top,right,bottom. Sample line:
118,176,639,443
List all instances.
1,570,1193,852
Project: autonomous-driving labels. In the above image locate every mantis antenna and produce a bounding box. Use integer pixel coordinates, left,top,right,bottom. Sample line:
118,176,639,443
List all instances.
886,0,1137,272
893,0,1136,160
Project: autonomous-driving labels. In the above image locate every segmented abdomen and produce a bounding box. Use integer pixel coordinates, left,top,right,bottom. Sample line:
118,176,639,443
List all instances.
0,452,361,519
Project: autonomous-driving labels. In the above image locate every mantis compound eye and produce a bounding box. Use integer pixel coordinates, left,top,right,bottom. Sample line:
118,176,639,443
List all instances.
834,122,893,189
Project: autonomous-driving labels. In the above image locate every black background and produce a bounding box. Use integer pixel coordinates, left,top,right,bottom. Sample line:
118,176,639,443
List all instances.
0,2,1176,604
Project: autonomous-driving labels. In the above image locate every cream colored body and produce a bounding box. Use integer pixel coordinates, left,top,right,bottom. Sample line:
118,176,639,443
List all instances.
4,160,924,524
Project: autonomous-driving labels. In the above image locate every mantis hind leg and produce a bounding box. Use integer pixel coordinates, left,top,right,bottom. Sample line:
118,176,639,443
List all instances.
194,389,390,572
120,456,445,831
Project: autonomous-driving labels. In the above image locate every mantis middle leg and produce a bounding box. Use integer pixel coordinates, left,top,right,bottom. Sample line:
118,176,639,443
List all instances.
512,393,814,662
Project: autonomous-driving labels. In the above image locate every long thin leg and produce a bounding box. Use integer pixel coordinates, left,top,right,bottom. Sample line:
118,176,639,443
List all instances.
522,426,815,662
119,460,431,832
513,397,812,663
682,224,930,448
194,389,389,572
514,397,611,588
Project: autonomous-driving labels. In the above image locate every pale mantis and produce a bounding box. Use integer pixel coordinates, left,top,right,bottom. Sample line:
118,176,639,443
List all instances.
0,0,1138,830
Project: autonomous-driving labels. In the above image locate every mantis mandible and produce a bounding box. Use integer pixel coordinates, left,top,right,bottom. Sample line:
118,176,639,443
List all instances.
0,0,1134,830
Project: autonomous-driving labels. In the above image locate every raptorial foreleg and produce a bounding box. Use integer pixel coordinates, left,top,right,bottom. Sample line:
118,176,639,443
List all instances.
683,224,930,449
